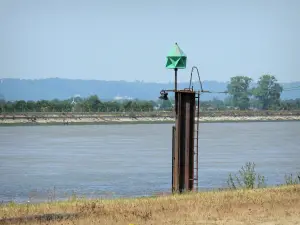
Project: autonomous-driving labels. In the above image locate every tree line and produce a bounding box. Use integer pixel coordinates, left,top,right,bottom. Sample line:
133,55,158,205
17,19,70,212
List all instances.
226,74,299,110
0,74,299,113
0,96,160,113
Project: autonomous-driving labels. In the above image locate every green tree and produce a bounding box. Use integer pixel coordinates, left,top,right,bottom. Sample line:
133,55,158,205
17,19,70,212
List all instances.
227,76,253,110
0,100,5,113
159,99,172,110
15,100,27,112
86,95,102,112
26,101,36,112
79,95,102,112
123,100,133,112
35,100,50,112
280,99,300,110
211,97,225,110
253,75,283,110
138,101,153,111
223,96,234,108
0,94,5,113
107,101,121,112
4,101,14,113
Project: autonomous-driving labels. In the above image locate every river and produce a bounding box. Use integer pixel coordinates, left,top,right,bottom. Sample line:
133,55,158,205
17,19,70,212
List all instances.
0,122,299,203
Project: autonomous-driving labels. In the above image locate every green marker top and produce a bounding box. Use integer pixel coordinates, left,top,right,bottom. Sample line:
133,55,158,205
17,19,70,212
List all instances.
166,43,187,69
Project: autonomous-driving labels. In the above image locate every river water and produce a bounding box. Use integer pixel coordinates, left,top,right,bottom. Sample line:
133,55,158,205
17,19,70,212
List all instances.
0,122,300,203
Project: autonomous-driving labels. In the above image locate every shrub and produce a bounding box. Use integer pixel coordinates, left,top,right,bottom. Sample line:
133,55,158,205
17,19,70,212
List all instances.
284,173,300,185
227,162,266,189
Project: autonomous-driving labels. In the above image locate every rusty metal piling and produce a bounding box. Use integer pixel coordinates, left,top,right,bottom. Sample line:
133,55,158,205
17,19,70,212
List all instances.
172,90,196,193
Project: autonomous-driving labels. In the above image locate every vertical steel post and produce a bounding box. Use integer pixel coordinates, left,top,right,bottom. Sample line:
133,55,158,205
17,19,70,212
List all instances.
172,68,179,193
173,90,196,193
171,125,177,193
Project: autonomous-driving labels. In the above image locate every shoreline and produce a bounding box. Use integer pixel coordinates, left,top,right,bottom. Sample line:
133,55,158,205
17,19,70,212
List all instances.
1,185,299,225
0,115,300,126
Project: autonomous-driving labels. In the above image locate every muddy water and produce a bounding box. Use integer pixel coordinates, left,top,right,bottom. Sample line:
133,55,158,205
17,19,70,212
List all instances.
0,122,299,203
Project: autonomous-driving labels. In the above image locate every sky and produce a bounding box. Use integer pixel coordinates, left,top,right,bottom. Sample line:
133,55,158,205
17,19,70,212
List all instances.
0,0,299,83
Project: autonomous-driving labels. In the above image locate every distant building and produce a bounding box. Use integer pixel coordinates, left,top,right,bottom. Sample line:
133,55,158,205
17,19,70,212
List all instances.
113,95,133,102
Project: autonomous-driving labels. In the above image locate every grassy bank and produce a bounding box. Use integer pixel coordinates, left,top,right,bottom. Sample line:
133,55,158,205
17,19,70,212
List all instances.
1,164,299,224
1,185,300,225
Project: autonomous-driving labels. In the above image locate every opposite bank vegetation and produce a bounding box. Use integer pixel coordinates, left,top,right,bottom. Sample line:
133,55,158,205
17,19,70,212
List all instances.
1,75,300,113
1,162,300,225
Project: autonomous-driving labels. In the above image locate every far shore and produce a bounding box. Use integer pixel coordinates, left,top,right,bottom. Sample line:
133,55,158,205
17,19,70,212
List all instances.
1,113,300,126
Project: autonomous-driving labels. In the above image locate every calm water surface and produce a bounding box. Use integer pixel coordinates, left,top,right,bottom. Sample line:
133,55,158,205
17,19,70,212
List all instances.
0,122,300,203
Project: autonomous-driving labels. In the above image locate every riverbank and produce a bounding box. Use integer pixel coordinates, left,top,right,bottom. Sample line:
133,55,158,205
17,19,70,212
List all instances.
1,185,300,225
1,113,300,126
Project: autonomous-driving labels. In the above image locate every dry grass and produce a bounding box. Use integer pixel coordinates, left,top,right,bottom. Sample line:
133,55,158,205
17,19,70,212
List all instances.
1,185,300,225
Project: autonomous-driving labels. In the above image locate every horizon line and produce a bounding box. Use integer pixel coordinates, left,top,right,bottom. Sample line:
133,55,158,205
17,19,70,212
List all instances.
0,77,299,84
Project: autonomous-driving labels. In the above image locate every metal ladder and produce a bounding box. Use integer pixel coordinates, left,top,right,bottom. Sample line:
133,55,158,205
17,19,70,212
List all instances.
193,92,200,191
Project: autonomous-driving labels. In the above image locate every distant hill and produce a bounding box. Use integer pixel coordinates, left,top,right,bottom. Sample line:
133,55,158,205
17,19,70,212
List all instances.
0,78,299,101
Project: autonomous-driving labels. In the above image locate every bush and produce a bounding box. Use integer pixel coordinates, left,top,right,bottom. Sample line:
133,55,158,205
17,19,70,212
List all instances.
227,162,266,189
284,173,300,185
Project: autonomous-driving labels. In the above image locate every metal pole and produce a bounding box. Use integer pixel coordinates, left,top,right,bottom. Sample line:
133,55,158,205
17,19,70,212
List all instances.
173,68,179,193
174,68,178,118
172,125,177,193
174,68,178,91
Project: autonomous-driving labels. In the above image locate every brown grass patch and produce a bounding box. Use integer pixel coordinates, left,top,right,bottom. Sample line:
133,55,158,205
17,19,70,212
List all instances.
1,185,300,225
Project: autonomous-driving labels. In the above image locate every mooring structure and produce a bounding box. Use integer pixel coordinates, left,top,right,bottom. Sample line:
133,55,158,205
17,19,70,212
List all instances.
160,43,200,193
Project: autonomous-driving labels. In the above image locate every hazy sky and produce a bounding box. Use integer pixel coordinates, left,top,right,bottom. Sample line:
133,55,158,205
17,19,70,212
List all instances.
0,0,299,82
